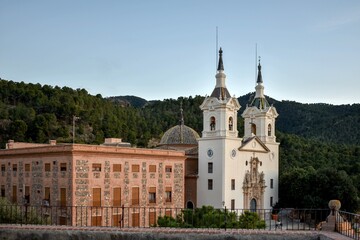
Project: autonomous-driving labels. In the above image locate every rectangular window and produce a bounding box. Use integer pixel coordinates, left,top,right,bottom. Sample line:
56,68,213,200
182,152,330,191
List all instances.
1,185,5,197
113,214,122,227
165,187,172,203
59,216,67,225
25,186,30,204
132,212,140,227
92,163,101,172
44,187,50,205
91,216,102,226
132,187,139,205
149,211,156,226
93,188,101,207
113,164,121,172
25,164,30,172
148,187,156,204
1,164,5,172
12,164,17,171
231,199,235,210
208,162,213,173
60,188,66,207
270,197,273,207
45,163,51,172
113,187,121,207
208,179,213,190
165,165,172,173
149,165,156,172
132,164,140,172
270,179,274,189
231,179,235,190
60,163,67,171
12,185,17,203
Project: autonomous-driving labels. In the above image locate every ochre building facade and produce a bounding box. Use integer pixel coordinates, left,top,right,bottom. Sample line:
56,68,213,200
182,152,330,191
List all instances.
0,139,185,226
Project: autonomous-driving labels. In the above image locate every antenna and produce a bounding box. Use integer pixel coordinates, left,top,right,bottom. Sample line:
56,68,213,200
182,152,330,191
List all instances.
255,43,258,87
216,26,219,72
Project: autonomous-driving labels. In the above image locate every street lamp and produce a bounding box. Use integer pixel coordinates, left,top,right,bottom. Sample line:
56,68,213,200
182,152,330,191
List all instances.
72,115,80,143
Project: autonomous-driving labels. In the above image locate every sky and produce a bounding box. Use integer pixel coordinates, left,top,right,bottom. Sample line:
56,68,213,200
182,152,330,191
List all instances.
1,0,359,105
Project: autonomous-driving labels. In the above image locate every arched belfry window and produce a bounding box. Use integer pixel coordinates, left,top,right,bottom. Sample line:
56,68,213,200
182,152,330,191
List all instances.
210,117,216,131
251,123,256,135
229,117,233,131
268,124,272,136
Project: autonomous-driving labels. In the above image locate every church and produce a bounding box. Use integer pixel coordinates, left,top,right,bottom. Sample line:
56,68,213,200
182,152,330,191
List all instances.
160,48,279,211
198,48,279,210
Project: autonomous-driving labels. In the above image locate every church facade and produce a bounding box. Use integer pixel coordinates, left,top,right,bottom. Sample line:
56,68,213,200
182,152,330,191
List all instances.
197,48,279,210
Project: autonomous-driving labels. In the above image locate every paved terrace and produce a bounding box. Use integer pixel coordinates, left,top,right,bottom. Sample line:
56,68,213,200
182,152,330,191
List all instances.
0,224,353,240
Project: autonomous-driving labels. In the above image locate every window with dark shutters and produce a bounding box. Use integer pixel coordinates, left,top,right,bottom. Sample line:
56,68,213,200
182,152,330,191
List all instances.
93,188,101,207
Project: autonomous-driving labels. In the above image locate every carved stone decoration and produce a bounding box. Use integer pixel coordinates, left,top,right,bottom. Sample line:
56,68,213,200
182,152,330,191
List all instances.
242,157,266,210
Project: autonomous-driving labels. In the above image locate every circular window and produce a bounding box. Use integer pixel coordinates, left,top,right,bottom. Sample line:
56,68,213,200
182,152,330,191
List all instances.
207,149,214,158
231,149,236,158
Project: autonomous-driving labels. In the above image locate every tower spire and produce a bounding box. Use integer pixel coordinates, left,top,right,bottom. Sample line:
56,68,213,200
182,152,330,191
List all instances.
179,101,184,126
217,47,224,71
210,48,230,99
179,101,184,143
250,57,269,110
257,57,263,84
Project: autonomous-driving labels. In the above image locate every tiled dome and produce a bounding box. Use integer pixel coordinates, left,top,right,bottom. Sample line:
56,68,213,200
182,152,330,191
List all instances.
160,124,199,145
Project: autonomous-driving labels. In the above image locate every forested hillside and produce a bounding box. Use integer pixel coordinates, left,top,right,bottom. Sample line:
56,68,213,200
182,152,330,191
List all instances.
0,78,359,211
237,93,360,145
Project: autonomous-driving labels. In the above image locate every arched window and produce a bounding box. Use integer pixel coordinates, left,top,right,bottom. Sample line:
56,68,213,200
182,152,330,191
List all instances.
268,124,272,136
210,117,216,131
186,201,194,209
228,117,233,131
251,123,256,135
250,198,257,212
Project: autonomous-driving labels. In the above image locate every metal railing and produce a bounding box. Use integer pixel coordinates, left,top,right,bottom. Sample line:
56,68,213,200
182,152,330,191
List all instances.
0,204,331,231
336,210,360,239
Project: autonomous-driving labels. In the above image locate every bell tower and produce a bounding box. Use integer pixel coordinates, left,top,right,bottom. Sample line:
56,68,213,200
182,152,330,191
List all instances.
200,48,240,139
241,58,279,209
242,59,279,143
197,48,241,209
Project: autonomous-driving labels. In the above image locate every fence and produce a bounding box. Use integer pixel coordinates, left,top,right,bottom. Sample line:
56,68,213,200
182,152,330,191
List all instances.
336,210,360,240
0,204,330,231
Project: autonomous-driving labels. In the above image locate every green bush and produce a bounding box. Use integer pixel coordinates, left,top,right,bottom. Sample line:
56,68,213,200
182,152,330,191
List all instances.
0,197,50,224
238,211,266,229
156,206,265,229
157,215,180,227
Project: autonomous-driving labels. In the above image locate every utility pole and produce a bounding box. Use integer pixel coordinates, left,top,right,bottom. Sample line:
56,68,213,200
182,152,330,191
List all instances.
72,115,80,143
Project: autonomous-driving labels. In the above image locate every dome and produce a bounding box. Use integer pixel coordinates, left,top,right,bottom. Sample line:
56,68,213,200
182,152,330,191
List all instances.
160,124,199,145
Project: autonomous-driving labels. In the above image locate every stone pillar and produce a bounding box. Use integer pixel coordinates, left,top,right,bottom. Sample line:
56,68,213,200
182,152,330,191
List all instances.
321,200,341,231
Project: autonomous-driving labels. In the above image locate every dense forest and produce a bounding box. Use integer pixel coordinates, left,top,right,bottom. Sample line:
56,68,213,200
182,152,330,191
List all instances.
0,78,359,212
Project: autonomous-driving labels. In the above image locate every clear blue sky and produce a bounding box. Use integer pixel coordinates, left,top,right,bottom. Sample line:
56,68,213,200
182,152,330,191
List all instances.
1,0,359,105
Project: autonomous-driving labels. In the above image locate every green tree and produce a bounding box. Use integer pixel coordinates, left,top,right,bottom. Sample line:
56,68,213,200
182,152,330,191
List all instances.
10,120,27,142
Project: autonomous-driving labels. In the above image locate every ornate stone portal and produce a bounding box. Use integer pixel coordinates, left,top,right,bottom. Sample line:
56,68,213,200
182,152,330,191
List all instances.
242,157,266,210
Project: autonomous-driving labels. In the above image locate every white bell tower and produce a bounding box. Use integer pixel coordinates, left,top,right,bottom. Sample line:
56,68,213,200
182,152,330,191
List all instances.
197,48,241,209
242,60,279,143
241,59,279,209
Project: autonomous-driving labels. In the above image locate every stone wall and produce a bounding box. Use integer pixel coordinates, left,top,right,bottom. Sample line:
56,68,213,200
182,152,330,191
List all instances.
0,229,336,240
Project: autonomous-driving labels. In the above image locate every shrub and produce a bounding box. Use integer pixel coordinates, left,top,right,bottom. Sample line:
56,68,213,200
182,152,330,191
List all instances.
238,211,266,229
0,197,50,224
